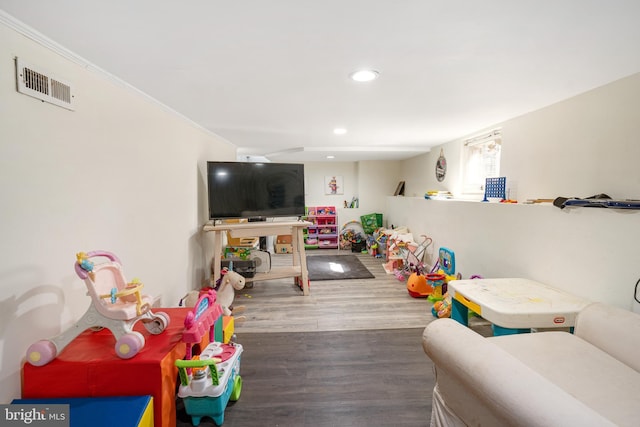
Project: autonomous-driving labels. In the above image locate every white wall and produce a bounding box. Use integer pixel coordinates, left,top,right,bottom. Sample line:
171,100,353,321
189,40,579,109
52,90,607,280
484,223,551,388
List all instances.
402,72,640,202
0,20,235,402
387,198,639,310
389,72,640,312
303,161,358,207
303,160,402,226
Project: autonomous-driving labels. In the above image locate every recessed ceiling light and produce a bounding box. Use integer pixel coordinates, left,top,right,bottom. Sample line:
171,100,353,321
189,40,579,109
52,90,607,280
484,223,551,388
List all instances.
326,155,335,159
333,128,347,135
349,69,379,82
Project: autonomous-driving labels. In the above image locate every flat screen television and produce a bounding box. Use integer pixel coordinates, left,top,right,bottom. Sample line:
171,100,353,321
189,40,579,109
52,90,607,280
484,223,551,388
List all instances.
207,161,306,220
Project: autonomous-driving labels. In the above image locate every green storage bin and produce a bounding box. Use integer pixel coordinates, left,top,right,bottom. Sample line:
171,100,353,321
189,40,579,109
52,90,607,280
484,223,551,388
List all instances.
360,213,383,234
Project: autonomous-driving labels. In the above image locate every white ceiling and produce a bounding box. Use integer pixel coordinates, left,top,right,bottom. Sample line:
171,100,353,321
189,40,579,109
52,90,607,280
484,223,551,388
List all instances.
2,1,640,162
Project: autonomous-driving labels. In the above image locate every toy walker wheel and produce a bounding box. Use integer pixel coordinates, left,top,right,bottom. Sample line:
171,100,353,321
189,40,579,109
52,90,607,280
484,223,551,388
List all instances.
115,331,145,359
26,340,57,366
230,375,242,401
144,311,170,335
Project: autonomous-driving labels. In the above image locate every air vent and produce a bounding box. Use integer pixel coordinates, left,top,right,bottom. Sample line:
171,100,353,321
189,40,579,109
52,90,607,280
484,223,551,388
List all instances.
15,58,75,110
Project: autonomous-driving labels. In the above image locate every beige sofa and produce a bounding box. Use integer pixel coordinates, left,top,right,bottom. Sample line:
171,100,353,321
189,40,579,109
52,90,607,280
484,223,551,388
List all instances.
422,302,640,427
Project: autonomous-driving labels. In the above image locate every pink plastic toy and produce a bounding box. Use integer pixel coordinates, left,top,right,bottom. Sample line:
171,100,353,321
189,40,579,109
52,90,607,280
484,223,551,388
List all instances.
176,289,243,426
182,289,224,361
26,250,169,366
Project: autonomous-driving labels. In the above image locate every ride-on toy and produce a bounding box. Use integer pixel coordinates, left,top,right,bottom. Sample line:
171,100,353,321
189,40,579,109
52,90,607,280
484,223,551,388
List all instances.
26,250,169,366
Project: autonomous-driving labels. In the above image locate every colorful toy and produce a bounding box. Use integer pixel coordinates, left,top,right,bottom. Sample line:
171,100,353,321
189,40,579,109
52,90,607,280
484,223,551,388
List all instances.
393,268,406,281
432,293,452,318
399,235,433,277
224,246,252,260
181,290,224,362
340,220,367,251
426,273,446,301
26,251,169,366
438,247,456,277
181,266,247,320
371,230,387,258
483,176,506,202
427,247,457,302
406,272,433,298
176,290,243,426
432,275,482,318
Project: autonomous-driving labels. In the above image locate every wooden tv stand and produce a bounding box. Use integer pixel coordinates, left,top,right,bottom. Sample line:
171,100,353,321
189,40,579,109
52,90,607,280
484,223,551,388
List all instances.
203,220,312,295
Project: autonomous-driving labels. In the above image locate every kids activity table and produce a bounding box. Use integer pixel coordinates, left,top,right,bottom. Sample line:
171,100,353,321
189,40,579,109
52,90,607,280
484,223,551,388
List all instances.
449,278,591,335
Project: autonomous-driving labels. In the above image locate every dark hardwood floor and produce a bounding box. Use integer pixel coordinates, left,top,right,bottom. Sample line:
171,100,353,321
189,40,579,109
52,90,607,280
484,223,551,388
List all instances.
176,328,432,427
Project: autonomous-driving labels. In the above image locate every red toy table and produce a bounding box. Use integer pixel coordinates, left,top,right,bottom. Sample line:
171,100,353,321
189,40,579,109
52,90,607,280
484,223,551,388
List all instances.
22,307,190,427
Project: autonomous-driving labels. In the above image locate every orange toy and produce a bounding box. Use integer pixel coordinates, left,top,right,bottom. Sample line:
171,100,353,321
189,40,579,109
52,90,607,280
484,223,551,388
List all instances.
407,272,433,298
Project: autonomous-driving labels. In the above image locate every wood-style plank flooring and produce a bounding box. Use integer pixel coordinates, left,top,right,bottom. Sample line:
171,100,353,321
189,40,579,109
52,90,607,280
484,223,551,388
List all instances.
176,328,433,427
233,249,434,333
177,249,465,426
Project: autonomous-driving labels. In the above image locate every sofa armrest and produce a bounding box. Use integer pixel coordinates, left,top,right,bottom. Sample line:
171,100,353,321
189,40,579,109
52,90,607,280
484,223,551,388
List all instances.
423,319,615,427
575,302,640,372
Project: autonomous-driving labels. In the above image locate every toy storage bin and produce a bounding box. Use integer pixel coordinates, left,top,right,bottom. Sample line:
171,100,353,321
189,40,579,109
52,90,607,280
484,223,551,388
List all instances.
351,240,366,253
360,213,383,234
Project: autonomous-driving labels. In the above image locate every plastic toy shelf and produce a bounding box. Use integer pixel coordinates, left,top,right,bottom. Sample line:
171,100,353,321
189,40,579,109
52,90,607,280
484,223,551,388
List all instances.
303,206,338,249
204,220,312,295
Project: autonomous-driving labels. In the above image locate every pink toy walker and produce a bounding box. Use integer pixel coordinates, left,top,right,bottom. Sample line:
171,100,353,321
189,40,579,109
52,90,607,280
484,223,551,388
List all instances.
26,250,170,366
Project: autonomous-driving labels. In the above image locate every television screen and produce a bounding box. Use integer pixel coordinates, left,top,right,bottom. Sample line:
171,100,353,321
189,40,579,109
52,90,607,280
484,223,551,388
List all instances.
207,161,306,220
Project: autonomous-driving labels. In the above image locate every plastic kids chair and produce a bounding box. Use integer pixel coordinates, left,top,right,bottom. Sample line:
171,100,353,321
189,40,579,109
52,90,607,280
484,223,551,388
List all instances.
26,250,170,366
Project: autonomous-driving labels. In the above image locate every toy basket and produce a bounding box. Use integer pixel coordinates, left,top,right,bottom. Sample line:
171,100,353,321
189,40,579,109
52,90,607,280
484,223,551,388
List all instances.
340,221,365,250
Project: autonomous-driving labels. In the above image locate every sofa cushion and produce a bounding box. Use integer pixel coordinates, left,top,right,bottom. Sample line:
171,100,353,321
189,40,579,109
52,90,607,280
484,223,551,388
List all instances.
491,330,640,427
423,319,614,427
574,302,640,372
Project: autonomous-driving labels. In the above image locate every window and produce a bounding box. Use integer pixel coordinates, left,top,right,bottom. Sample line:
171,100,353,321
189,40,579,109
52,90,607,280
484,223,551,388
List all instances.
461,130,502,194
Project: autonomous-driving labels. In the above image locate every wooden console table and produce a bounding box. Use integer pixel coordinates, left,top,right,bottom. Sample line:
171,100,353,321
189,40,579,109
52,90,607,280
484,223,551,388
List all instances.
203,221,312,295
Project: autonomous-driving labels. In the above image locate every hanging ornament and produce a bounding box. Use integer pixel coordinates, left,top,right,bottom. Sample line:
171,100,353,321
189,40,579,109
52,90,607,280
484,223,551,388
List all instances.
435,148,447,182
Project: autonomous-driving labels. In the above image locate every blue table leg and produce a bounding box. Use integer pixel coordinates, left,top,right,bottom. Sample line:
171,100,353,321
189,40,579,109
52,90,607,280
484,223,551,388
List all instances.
492,324,531,336
451,298,469,326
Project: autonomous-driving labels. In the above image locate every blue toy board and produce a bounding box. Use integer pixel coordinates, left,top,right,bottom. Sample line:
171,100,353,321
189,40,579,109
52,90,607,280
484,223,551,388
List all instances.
438,248,455,276
483,177,506,201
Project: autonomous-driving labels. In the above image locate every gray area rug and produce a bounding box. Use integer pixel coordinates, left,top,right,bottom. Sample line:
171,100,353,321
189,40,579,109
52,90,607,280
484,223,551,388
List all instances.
306,254,375,281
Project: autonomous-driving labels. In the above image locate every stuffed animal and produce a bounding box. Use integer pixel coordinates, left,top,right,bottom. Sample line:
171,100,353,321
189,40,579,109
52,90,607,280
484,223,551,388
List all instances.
179,268,247,321
216,268,246,319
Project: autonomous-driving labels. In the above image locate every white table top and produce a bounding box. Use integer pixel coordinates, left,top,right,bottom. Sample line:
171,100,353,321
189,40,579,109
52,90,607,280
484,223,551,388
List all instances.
449,278,592,328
